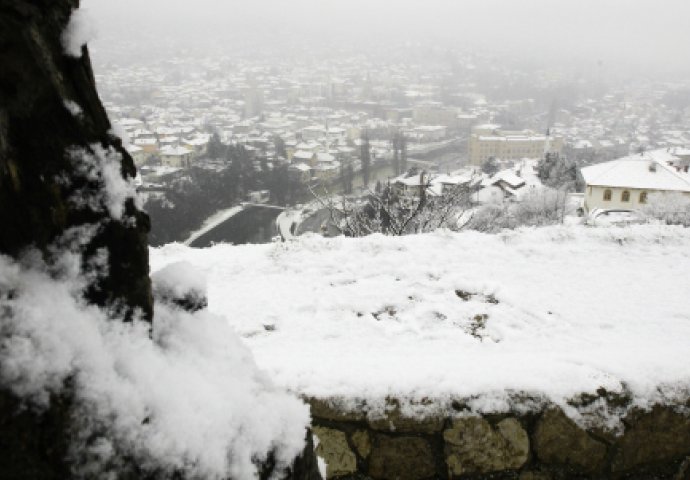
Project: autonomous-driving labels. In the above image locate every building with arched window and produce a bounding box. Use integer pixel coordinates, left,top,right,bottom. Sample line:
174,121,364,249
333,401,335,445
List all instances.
580,149,690,213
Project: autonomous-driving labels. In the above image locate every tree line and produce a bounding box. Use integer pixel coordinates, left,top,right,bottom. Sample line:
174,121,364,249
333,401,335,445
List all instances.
145,141,305,245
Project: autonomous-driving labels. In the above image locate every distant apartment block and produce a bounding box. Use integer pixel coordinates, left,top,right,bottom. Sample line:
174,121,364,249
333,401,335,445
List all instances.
468,124,563,166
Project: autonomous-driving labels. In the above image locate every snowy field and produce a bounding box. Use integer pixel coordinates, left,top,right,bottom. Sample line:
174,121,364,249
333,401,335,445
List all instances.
151,225,690,418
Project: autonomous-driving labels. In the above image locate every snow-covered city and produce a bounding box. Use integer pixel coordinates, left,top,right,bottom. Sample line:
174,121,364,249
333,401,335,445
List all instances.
1,1,690,479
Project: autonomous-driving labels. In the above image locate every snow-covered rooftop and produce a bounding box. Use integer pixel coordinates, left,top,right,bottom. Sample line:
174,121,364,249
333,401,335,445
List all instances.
152,225,690,416
160,145,193,156
581,150,690,192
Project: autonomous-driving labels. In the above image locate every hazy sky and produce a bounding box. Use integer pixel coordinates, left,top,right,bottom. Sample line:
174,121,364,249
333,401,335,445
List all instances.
85,0,690,76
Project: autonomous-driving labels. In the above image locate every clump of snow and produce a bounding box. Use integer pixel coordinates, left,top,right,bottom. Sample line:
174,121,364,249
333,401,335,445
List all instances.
62,8,97,58
152,224,690,426
63,99,83,118
109,122,131,148
152,261,208,311
152,261,207,300
0,248,309,478
67,144,141,220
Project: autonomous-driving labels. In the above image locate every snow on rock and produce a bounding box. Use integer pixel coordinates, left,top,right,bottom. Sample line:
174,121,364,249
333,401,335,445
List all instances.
152,261,208,311
109,121,131,147
61,8,97,58
151,225,690,420
63,99,83,118
67,144,141,221
0,251,309,478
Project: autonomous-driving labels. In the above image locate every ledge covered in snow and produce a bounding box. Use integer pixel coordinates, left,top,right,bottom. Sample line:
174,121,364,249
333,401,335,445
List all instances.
151,225,690,417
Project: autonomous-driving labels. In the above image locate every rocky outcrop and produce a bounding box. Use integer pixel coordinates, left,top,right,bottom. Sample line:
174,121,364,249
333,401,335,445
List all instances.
0,2,321,479
308,398,690,480
0,0,152,320
0,0,152,477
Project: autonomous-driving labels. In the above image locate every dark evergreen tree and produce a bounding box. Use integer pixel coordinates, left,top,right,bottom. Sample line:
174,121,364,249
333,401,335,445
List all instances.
361,131,371,187
345,164,354,195
391,132,400,176
482,156,499,176
537,152,579,191
400,133,408,174
274,135,287,159
206,132,226,159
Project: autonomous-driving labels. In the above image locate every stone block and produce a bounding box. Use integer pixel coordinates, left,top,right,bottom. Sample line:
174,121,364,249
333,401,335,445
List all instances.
533,408,607,473
612,407,690,472
351,429,371,459
444,417,529,475
369,435,436,480
313,426,357,478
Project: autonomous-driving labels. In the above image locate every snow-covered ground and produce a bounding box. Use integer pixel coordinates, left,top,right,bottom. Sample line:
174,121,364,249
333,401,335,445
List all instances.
152,225,690,420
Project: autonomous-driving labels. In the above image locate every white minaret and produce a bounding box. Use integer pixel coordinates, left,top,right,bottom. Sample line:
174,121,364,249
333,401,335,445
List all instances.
543,127,552,157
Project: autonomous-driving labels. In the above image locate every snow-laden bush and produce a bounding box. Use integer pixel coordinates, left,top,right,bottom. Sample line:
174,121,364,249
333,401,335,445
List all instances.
641,191,690,226
0,249,309,478
469,187,568,232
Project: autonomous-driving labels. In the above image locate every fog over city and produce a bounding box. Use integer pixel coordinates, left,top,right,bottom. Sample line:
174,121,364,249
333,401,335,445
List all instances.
87,0,690,76
78,0,690,246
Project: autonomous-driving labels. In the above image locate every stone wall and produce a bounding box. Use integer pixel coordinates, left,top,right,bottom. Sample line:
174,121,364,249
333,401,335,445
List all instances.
308,398,690,480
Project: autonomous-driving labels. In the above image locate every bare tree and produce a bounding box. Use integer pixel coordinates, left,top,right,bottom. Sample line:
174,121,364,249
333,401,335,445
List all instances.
468,187,569,232
311,174,476,237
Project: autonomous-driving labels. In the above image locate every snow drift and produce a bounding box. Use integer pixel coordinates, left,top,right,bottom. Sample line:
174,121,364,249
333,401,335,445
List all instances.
0,247,309,479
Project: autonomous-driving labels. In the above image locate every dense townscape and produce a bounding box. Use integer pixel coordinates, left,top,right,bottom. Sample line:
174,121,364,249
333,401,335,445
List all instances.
92,43,690,245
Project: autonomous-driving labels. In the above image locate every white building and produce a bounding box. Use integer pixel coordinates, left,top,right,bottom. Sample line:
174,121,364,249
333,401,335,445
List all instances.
580,149,690,214
160,145,194,168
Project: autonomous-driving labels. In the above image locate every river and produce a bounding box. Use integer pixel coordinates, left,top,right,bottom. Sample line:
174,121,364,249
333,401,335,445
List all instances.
188,205,281,248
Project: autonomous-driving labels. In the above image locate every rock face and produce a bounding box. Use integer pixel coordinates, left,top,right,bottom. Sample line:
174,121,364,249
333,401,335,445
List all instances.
0,0,152,320
0,0,152,477
0,3,322,479
444,417,529,476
